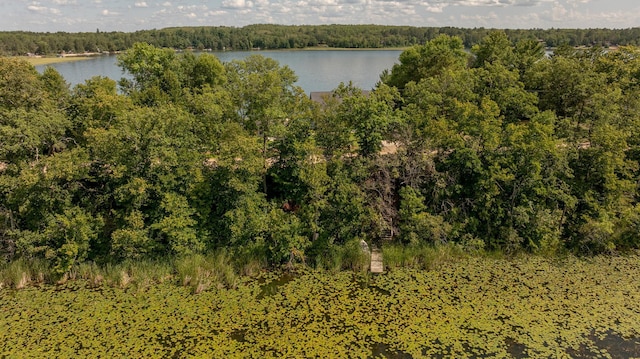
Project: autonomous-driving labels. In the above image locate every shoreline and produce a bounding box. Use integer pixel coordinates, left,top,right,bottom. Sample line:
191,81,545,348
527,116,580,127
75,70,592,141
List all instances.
20,47,407,66
21,55,103,66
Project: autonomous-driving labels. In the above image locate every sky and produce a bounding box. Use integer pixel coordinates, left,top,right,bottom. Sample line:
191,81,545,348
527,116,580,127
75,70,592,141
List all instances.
0,0,638,33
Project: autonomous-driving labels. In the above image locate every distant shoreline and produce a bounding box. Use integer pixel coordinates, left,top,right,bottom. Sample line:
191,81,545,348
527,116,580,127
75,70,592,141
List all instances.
21,47,408,66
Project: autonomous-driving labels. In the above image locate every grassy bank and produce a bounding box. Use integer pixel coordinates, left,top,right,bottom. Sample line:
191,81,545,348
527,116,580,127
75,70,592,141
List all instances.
1,251,639,357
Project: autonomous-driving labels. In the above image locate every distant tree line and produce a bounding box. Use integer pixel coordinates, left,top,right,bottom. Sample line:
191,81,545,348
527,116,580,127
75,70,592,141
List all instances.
2,33,640,275
1,25,639,56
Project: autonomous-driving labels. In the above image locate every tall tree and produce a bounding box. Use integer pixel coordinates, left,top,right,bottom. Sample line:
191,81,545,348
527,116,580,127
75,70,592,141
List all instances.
225,55,311,194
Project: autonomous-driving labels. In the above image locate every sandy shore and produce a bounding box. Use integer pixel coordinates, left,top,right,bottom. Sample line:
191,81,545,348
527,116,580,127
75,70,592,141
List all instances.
21,55,100,66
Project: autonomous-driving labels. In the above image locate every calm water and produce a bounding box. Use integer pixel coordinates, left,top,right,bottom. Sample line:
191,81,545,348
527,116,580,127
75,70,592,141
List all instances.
36,50,403,94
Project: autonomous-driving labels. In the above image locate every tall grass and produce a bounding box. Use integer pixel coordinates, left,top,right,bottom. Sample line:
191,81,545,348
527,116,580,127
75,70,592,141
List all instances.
1,242,479,291
0,247,268,291
383,242,467,270
314,239,370,273
99,259,174,290
175,250,240,293
233,243,268,277
0,257,54,289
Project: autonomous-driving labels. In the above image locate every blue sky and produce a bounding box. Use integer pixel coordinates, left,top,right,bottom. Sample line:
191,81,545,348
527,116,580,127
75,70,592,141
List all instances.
1,0,638,32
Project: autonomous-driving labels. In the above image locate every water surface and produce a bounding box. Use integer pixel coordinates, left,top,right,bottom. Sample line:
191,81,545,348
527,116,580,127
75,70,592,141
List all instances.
36,50,403,94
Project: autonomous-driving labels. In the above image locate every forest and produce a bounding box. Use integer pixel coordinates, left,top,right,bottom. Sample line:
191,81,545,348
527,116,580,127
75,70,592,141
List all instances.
1,31,640,280
1,24,640,56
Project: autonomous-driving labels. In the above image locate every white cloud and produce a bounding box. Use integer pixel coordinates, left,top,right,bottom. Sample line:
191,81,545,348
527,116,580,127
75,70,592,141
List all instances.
27,4,47,13
134,1,148,7
51,0,77,4
102,9,119,15
205,10,227,16
177,4,208,11
27,2,62,14
222,0,254,9
309,0,338,5
449,0,552,6
423,3,447,12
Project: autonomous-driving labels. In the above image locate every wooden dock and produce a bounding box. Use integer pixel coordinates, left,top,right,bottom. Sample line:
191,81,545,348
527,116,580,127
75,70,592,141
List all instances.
370,248,384,273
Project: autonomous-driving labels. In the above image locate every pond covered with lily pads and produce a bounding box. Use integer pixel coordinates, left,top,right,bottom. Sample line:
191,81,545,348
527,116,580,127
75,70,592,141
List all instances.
2,255,639,358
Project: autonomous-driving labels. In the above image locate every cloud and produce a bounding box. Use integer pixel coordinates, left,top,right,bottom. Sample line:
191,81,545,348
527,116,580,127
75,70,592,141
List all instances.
222,0,254,9
27,5,48,13
542,2,638,27
51,0,77,4
448,0,552,6
309,0,338,6
134,1,148,7
27,3,62,14
205,10,227,16
101,9,119,16
551,2,568,21
423,3,447,12
176,4,208,11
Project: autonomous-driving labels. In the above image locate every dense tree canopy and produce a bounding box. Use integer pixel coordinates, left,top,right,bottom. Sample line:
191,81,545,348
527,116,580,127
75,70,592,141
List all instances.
1,25,639,56
2,32,640,273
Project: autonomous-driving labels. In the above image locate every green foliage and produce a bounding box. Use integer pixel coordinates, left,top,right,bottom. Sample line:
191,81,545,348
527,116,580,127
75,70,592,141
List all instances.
385,34,468,90
39,66,71,109
42,207,103,274
110,210,152,259
0,107,71,164
151,193,202,256
398,187,450,245
69,76,133,135
3,35,640,274
331,83,399,158
0,57,47,110
117,43,181,98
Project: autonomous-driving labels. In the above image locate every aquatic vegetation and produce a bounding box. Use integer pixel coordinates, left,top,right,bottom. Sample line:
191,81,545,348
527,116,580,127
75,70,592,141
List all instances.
1,255,639,357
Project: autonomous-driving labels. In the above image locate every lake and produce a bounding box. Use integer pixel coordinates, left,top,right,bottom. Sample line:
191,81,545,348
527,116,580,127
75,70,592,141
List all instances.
36,50,403,94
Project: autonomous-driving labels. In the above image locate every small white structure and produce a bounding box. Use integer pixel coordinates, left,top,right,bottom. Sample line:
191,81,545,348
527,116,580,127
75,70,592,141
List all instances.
360,239,370,256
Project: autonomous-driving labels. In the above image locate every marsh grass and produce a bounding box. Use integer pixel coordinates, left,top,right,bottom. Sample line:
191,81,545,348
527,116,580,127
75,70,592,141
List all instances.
233,244,268,277
97,259,174,290
314,239,370,273
0,244,608,291
341,239,370,272
175,250,240,293
383,242,467,270
0,257,53,289
0,249,258,291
